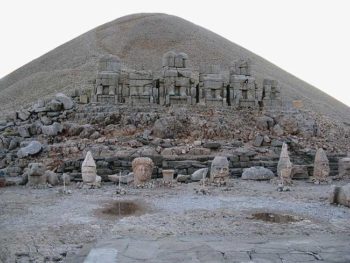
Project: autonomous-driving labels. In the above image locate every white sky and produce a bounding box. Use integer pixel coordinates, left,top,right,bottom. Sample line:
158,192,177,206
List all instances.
1,0,350,106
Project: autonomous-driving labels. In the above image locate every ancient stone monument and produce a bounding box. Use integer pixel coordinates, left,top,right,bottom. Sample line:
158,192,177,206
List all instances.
132,157,154,186
313,148,330,183
129,70,154,105
329,183,350,207
81,151,101,187
91,55,122,104
210,156,229,185
199,64,226,106
159,51,195,106
277,143,292,185
162,169,175,185
27,163,47,186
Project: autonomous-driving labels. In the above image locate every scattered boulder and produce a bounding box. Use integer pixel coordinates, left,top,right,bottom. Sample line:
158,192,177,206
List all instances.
41,122,63,136
273,124,284,136
177,174,190,183
55,93,74,110
329,184,350,207
253,135,264,147
191,168,208,181
256,116,274,130
291,165,309,179
241,167,275,180
17,141,43,158
313,148,330,183
18,126,30,138
17,110,30,121
339,158,350,178
27,163,47,186
79,125,96,138
152,117,186,139
203,142,221,150
46,171,59,186
46,99,63,111
0,170,6,187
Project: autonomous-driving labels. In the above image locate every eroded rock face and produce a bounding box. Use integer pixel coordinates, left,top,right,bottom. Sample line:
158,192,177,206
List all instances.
242,167,274,180
339,158,350,178
313,148,330,183
329,184,350,207
277,143,292,185
210,156,229,184
27,163,47,186
132,157,154,186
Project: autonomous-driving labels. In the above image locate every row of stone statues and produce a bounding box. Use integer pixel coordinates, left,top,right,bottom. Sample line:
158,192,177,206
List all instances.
90,52,282,108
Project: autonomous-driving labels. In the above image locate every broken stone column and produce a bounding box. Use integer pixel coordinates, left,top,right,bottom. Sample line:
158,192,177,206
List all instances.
277,143,292,185
81,151,101,187
339,158,350,178
329,184,350,207
313,148,330,183
210,156,229,185
132,157,154,186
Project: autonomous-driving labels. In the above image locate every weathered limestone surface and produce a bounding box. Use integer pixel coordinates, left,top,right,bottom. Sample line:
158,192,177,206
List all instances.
277,143,292,185
132,157,154,186
17,141,43,159
313,148,330,183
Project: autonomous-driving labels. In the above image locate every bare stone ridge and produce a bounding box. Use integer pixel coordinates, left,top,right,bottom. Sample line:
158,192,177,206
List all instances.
0,13,349,123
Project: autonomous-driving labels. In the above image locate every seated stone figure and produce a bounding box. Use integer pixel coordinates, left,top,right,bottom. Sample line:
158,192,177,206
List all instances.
199,64,226,106
132,157,154,186
210,156,229,185
91,55,121,104
128,70,154,105
159,51,194,106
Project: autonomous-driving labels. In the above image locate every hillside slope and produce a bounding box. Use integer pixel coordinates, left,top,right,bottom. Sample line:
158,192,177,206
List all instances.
1,13,349,122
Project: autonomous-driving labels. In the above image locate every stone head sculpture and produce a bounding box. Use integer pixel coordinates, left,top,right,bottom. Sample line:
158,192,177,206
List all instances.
210,156,229,183
132,157,154,186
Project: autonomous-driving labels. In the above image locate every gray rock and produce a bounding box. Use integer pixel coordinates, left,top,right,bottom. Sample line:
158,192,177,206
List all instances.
253,135,264,147
291,165,309,179
256,116,274,130
177,174,190,182
18,126,30,138
17,110,30,121
46,171,59,186
273,124,284,136
46,99,63,111
79,125,96,138
329,184,350,207
191,168,208,181
8,138,19,150
119,173,134,184
203,142,221,149
339,158,350,178
17,141,43,158
40,116,52,125
41,122,63,136
241,166,275,180
55,93,74,110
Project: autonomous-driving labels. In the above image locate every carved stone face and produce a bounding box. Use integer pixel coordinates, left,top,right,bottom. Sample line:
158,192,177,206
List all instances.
210,156,229,183
132,157,154,186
